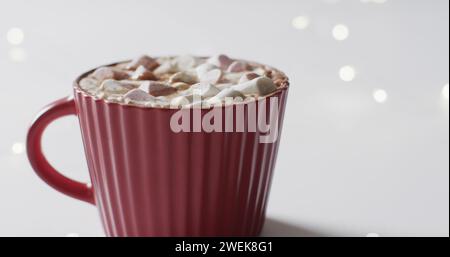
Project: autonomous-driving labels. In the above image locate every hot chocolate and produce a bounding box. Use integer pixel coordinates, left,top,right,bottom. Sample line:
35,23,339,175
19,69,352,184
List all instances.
78,54,288,108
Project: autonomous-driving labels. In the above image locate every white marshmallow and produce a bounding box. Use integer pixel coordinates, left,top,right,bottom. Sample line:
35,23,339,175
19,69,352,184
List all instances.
216,83,234,90
238,72,259,84
123,89,156,102
139,81,177,97
207,88,245,105
207,54,233,70
253,67,267,76
196,63,217,77
106,94,123,102
92,67,115,81
190,82,221,98
227,61,247,72
175,55,198,70
100,79,136,94
118,79,145,86
232,77,277,96
171,82,190,91
79,78,99,92
198,69,222,84
222,72,244,83
131,65,157,80
153,61,177,75
171,95,195,107
169,71,198,84
138,81,153,92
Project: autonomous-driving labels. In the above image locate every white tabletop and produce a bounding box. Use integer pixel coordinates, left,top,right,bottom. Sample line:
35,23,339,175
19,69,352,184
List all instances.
0,0,448,237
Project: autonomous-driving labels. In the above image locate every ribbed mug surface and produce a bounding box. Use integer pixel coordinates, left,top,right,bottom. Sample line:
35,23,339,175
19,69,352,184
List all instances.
74,86,288,236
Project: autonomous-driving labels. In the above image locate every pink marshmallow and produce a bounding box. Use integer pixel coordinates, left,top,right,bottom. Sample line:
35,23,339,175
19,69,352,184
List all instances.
227,61,248,73
207,54,234,70
123,89,156,102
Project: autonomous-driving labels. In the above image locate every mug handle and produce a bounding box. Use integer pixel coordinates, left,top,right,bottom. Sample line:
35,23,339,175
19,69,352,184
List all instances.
27,96,95,205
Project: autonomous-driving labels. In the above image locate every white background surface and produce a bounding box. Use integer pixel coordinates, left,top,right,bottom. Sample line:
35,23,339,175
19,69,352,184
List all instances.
0,0,448,237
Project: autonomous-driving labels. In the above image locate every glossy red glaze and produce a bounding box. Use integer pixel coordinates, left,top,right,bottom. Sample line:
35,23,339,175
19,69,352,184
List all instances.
27,96,95,204
27,68,289,237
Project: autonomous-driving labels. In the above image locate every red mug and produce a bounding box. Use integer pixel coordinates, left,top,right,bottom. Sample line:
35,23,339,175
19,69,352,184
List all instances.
26,61,289,236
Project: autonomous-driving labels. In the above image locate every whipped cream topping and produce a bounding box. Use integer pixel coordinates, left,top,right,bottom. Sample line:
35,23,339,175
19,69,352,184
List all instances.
78,54,288,108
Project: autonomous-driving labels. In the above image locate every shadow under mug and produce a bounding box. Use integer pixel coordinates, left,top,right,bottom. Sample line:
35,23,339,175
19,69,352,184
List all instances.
26,64,289,237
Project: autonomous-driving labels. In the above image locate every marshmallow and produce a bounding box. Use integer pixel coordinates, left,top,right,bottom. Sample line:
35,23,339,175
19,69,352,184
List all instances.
169,71,198,84
216,83,234,90
123,89,157,102
153,61,177,75
190,82,221,98
131,65,157,81
271,72,286,86
253,67,267,76
175,55,197,70
92,67,114,80
113,69,131,80
207,54,233,70
222,72,244,83
100,79,136,94
196,63,217,77
127,55,159,71
171,82,190,91
232,77,277,96
106,94,124,102
227,61,248,73
79,78,99,92
171,95,194,107
92,67,129,81
139,81,177,97
238,72,259,84
215,88,245,98
118,80,146,87
207,88,245,104
264,70,273,78
198,69,222,84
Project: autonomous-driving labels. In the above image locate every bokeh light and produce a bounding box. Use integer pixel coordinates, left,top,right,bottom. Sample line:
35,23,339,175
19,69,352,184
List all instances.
292,16,310,30
339,66,356,82
373,89,388,103
9,47,27,62
333,24,350,41
12,142,25,155
442,83,449,100
6,27,24,45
